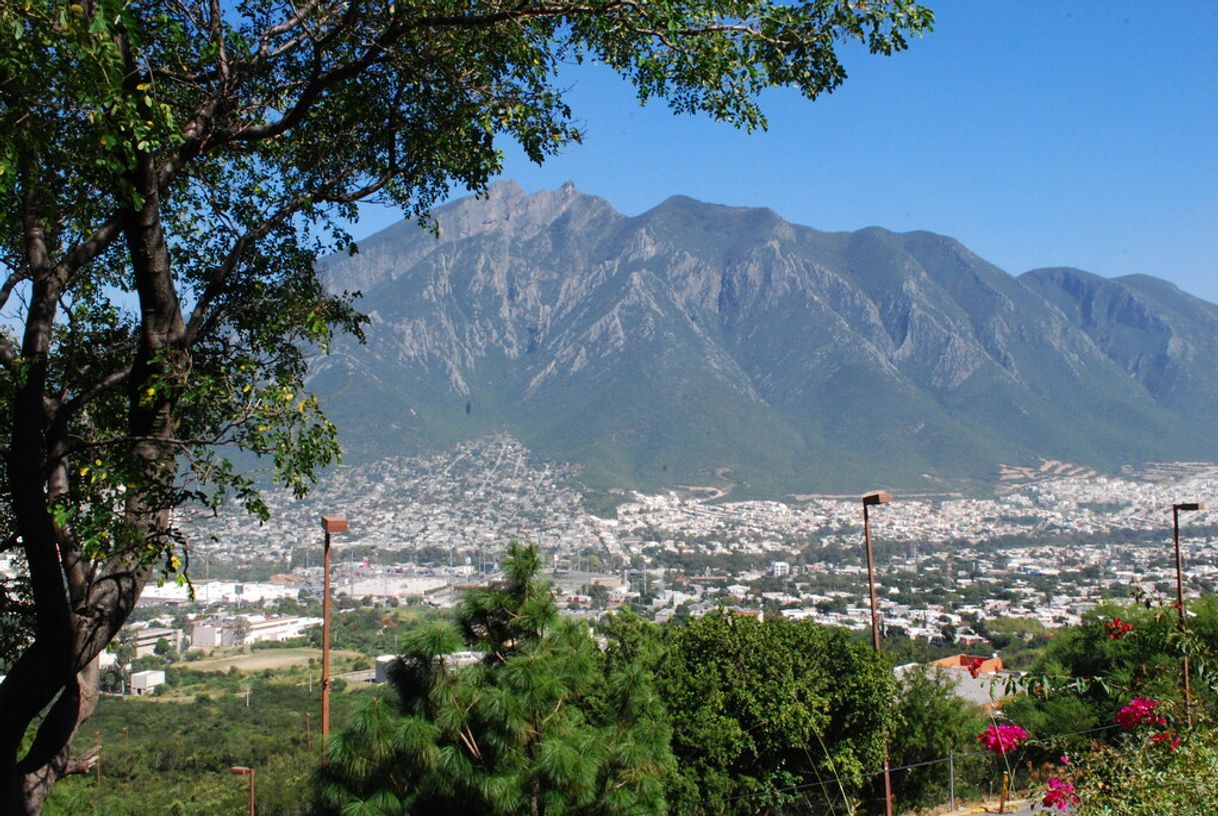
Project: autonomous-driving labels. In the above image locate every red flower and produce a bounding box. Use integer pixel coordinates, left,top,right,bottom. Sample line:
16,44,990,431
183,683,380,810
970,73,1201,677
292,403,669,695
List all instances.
1115,697,1167,730
1041,778,1079,811
1150,731,1181,751
1104,617,1133,640
967,656,985,678
977,723,1029,755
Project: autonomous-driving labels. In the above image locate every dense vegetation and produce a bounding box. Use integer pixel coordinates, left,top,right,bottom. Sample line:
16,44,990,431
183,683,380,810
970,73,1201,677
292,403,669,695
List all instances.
43,680,374,816
38,550,1218,815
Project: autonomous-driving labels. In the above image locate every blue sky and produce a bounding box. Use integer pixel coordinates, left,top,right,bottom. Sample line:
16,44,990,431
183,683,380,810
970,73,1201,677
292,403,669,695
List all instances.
357,0,1218,302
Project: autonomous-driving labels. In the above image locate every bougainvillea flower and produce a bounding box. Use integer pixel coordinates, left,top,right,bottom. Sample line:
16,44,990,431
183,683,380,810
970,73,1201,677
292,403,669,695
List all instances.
977,723,1029,755
1115,697,1167,730
1105,617,1133,639
1041,778,1079,811
1150,731,1181,750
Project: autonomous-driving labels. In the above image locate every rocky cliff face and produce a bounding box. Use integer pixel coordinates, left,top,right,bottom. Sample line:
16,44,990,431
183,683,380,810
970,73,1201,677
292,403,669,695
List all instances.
311,182,1218,494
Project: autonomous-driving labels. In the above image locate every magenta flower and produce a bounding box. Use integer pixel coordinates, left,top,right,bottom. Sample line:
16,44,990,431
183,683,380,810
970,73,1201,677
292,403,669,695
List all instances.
1115,697,1166,730
1041,778,1079,811
977,723,1029,755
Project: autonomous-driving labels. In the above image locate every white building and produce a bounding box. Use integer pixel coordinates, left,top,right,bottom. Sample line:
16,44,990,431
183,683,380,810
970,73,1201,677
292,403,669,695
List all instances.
127,626,185,658
374,651,481,684
130,670,165,696
192,615,321,648
140,580,299,605
374,655,399,684
343,575,450,601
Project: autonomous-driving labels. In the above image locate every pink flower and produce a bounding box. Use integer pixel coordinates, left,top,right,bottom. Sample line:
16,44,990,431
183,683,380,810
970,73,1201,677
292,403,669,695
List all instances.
977,723,1029,755
1041,778,1079,811
1115,697,1167,730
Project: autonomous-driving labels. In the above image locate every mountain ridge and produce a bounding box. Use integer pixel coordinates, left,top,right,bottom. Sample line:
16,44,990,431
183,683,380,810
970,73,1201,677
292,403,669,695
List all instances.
311,182,1218,496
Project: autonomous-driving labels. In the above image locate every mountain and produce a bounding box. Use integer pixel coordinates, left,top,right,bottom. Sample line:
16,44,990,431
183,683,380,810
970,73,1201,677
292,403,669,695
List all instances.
310,181,1218,496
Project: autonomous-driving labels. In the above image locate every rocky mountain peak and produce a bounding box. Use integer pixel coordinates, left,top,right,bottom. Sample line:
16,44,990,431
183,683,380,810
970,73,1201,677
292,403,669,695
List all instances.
311,183,1218,495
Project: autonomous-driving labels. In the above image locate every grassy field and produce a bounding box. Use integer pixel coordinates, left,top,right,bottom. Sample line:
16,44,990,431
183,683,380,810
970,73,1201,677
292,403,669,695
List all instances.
182,647,361,673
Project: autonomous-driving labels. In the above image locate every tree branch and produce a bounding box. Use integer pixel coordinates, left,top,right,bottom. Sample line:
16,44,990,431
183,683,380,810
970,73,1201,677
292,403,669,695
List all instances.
62,746,99,777
60,366,133,419
183,169,395,344
0,271,27,314
57,213,125,278
256,0,326,50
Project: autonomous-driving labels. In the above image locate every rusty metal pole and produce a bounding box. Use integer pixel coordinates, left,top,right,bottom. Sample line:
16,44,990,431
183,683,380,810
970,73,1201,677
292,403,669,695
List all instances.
229,767,254,816
322,526,332,754
862,492,894,816
864,503,882,653
1174,504,1192,726
320,515,348,763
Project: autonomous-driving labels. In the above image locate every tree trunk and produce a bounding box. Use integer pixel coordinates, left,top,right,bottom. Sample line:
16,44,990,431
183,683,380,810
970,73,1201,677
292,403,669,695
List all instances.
0,661,100,815
0,96,183,810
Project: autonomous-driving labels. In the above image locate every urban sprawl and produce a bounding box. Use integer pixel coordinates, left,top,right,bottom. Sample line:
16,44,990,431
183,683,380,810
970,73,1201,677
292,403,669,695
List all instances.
26,434,1207,673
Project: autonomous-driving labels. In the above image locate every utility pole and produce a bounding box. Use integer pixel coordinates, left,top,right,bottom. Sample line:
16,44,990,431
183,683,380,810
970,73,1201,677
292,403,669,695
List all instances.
320,514,349,761
862,491,894,816
1173,501,1204,726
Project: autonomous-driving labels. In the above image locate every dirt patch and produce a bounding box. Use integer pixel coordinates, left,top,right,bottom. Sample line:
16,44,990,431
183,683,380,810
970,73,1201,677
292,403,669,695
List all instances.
182,648,360,673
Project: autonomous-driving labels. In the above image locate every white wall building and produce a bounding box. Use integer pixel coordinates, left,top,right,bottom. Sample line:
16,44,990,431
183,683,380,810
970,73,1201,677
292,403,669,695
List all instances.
140,580,299,605
192,614,321,648
128,626,185,658
130,670,165,696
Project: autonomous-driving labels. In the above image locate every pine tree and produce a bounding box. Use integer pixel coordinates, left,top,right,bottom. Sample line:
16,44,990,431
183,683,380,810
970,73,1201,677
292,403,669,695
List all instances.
317,543,674,815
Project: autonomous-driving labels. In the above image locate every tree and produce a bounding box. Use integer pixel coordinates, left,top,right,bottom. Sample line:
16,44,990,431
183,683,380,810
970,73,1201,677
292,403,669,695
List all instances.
0,0,932,809
228,618,251,648
585,583,611,611
651,611,897,815
317,543,675,815
887,666,988,812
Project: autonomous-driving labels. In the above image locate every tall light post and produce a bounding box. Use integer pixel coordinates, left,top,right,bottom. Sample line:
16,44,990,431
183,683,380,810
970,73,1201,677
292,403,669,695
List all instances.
320,514,348,759
1172,501,1204,726
862,490,894,816
229,766,255,816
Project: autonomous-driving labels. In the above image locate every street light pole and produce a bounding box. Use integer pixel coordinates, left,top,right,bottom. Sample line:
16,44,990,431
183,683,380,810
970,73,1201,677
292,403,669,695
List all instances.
320,514,349,761
1172,501,1204,726
862,490,894,816
229,766,254,816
